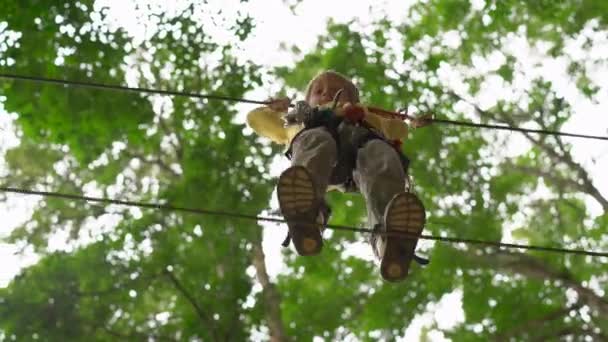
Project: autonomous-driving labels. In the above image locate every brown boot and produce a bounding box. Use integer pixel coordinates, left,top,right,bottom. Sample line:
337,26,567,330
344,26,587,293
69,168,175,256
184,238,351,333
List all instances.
372,192,426,282
277,166,325,255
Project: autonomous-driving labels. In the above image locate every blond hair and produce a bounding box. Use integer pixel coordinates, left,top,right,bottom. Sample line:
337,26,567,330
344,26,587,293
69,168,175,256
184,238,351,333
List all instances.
304,70,360,104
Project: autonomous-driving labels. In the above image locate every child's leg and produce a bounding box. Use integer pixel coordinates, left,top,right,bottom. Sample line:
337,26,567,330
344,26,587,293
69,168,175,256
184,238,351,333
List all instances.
278,127,337,255
353,139,406,226
289,127,337,199
353,139,425,282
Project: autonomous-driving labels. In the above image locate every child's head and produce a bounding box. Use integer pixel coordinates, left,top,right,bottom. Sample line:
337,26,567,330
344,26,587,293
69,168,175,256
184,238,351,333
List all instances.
305,70,359,107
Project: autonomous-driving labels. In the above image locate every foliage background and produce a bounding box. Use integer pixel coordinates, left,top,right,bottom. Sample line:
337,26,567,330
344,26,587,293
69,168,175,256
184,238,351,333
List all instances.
1,0,607,340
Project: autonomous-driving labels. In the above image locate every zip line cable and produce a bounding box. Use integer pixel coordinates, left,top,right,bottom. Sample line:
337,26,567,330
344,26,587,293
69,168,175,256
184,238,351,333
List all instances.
430,118,608,141
2,186,607,258
0,73,269,106
1,73,607,141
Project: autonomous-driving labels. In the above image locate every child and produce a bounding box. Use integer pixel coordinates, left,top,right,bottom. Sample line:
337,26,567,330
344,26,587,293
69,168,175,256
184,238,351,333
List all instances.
247,71,427,282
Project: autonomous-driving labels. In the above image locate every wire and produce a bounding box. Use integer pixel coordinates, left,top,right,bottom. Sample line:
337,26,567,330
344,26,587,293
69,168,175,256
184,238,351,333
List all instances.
0,73,269,106
1,73,607,141
2,186,607,258
431,118,608,141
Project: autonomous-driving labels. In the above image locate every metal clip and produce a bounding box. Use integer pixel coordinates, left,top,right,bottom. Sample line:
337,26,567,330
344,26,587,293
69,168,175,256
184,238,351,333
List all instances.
331,89,344,110
405,175,414,193
283,101,313,126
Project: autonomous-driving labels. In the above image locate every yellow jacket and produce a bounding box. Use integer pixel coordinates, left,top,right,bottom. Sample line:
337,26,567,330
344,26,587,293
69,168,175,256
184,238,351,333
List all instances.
246,104,409,145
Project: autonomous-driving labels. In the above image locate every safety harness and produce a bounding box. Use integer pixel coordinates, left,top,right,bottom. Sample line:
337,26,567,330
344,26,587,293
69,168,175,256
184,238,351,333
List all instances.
284,101,410,191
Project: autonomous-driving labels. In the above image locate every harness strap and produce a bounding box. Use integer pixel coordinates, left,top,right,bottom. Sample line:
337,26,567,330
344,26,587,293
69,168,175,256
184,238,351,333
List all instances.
285,109,410,191
353,122,410,173
284,107,343,160
413,254,430,265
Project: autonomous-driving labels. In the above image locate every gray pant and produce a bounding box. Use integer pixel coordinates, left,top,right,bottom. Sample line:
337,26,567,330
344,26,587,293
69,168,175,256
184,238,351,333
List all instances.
289,123,407,228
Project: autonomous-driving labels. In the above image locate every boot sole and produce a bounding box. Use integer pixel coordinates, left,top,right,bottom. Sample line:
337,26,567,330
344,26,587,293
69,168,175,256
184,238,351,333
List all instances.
277,166,323,256
381,192,426,282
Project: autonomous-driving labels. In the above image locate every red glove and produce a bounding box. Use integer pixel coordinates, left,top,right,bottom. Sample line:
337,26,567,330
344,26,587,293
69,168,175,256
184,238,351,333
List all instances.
343,104,366,123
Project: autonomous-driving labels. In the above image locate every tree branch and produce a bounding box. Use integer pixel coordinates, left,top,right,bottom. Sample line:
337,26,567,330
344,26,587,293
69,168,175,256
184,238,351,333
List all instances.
163,269,220,341
450,91,608,212
123,150,180,178
507,162,582,192
478,250,608,316
97,324,176,342
158,116,184,161
517,131,608,212
532,325,608,342
493,302,582,341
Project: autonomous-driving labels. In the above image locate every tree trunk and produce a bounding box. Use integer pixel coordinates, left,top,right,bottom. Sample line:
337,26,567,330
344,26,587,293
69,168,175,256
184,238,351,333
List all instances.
251,239,289,342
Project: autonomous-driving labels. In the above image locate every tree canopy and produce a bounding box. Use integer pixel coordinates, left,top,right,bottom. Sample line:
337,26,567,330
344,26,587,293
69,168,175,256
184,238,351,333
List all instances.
1,1,607,341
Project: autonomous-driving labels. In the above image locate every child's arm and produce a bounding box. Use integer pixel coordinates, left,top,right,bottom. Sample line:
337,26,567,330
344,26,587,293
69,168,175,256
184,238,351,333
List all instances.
246,97,293,145
364,106,433,140
410,113,434,129
267,97,291,113
343,104,409,141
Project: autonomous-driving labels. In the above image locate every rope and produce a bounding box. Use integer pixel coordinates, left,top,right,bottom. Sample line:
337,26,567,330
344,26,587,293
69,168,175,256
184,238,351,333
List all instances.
1,73,607,141
2,186,607,258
